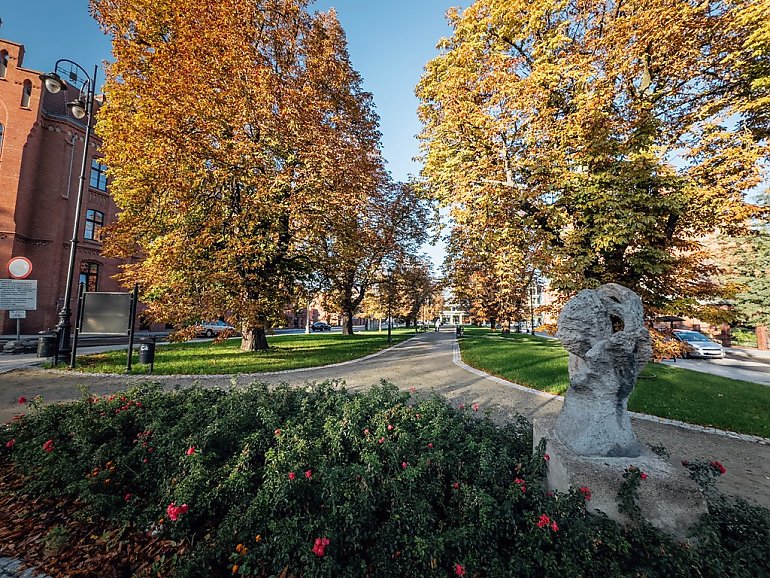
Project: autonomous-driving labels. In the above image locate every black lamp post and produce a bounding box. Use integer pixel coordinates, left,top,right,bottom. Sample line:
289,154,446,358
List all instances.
39,60,98,359
387,267,394,344
529,281,536,335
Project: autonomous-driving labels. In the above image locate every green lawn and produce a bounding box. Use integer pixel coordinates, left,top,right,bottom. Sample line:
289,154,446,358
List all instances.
459,327,770,439
74,328,417,375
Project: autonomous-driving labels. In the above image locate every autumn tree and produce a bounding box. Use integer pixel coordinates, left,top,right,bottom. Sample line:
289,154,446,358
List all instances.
417,0,767,320
318,181,430,334
92,1,383,349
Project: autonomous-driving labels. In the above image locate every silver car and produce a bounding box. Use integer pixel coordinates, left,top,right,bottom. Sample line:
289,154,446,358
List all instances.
673,330,725,359
195,320,235,338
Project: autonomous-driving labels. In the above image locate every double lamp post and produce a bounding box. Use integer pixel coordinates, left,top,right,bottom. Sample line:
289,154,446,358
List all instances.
39,60,98,357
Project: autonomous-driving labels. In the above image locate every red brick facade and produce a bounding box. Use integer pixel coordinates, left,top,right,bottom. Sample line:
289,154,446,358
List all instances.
0,39,126,334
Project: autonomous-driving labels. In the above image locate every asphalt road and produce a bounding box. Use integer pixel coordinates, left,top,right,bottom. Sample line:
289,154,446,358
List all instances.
661,348,770,386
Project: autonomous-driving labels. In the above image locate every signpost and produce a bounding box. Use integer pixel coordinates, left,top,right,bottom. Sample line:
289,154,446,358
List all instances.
2,257,36,345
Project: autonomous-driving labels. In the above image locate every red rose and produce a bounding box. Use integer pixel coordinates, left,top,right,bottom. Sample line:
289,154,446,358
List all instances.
454,563,466,576
544,454,550,461
288,472,296,481
305,470,312,479
640,472,648,480
709,461,727,475
42,439,54,453
5,439,15,448
579,486,592,501
17,397,26,405
536,514,551,528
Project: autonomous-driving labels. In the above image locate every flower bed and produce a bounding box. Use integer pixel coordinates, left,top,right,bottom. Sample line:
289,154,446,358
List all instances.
2,383,768,577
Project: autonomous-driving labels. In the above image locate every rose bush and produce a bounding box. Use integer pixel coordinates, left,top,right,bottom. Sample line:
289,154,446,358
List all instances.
1,382,768,577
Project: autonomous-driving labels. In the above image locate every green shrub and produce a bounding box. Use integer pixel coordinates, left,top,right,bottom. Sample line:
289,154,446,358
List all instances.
731,327,758,348
2,383,769,577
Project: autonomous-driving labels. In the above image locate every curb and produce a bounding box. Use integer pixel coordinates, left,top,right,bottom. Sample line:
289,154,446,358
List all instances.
451,340,770,446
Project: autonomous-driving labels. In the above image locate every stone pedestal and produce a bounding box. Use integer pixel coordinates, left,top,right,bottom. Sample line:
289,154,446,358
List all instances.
534,417,707,539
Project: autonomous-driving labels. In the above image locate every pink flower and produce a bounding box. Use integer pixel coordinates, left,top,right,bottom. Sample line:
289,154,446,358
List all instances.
472,403,479,412
363,428,370,436
17,397,26,405
514,477,524,485
550,520,559,532
166,502,189,521
536,514,551,528
401,462,408,469
274,428,281,437
305,470,313,480
288,472,296,481
42,439,54,453
387,424,394,431
544,454,550,461
5,439,15,448
378,437,385,444
454,563,466,576
579,486,592,501
124,493,133,501
186,446,195,456
458,403,465,409
312,536,330,557
710,461,727,475
427,443,433,449
640,472,648,480
409,387,416,393
452,482,460,490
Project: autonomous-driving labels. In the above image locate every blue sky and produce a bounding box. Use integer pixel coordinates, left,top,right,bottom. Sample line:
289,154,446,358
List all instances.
1,1,458,266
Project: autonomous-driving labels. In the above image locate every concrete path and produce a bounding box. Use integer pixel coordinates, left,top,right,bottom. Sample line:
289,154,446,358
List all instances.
1,330,769,509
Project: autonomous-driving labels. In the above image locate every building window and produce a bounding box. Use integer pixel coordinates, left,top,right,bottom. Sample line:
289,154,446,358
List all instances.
84,209,104,241
21,79,31,107
80,262,99,292
89,159,108,191
0,50,8,79
0,123,4,154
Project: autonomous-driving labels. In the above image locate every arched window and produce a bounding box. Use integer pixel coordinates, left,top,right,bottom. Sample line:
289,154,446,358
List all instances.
0,50,8,79
0,123,4,154
21,79,32,108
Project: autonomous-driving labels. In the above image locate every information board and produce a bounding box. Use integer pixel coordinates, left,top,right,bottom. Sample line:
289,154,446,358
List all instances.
81,292,133,334
0,279,38,310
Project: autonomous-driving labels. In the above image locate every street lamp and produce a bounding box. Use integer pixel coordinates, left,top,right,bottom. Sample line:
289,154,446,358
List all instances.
387,266,394,344
529,280,536,335
40,60,98,359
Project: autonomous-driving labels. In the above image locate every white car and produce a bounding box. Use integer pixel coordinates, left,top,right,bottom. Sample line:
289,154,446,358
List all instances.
673,330,725,359
195,320,235,338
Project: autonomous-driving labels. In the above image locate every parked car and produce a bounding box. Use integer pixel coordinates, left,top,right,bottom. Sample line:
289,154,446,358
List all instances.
311,321,332,332
673,330,725,359
195,320,235,337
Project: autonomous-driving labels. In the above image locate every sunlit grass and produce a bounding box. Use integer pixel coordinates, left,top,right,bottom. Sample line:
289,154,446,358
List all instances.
74,328,416,375
459,327,770,438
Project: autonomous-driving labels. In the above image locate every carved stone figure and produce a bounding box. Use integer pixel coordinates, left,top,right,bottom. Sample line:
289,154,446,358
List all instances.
555,283,652,457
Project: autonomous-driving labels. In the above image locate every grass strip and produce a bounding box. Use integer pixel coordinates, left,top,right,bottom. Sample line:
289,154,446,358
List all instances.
459,327,770,439
74,328,416,375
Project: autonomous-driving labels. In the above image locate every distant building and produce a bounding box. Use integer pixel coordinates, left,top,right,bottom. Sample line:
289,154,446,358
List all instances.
0,38,126,334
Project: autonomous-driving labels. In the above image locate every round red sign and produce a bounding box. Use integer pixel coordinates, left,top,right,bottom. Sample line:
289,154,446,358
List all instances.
7,257,33,279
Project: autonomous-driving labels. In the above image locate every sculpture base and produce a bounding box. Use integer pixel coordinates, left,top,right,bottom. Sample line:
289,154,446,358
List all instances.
533,417,707,540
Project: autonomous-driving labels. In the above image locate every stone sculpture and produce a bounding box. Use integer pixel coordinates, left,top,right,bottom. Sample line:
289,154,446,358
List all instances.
555,283,652,457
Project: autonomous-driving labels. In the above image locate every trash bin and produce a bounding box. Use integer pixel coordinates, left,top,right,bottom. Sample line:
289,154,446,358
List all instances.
37,332,58,358
139,337,156,365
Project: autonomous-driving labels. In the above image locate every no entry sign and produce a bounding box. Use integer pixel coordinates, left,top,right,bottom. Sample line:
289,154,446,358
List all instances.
7,257,32,279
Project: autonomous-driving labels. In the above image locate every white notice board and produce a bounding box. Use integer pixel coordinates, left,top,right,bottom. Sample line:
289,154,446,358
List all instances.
0,279,38,310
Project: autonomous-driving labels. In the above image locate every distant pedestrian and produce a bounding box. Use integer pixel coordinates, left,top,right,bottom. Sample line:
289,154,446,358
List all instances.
435,319,441,332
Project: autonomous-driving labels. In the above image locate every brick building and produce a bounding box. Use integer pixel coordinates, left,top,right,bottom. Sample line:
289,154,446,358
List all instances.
0,38,125,335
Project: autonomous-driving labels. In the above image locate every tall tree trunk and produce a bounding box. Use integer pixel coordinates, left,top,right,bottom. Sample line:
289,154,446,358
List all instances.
490,317,497,331
241,326,269,351
341,311,355,335
502,320,511,335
